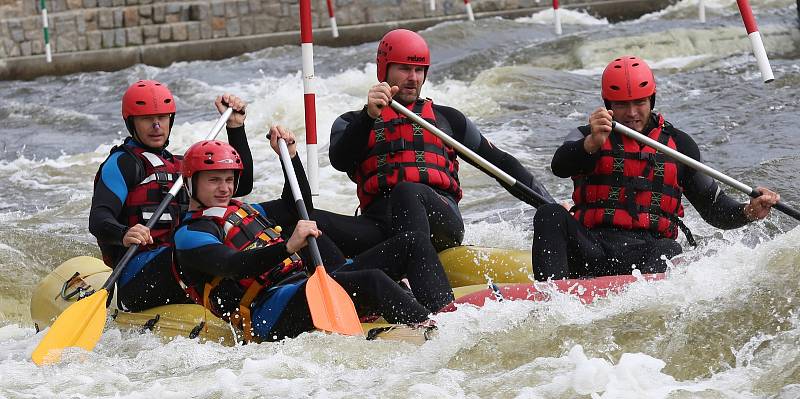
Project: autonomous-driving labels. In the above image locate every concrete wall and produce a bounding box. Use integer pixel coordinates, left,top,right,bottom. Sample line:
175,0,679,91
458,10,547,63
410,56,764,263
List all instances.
0,0,676,80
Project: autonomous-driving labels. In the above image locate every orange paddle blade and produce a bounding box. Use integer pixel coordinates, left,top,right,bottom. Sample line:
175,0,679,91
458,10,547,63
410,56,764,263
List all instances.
31,289,109,365
305,265,363,336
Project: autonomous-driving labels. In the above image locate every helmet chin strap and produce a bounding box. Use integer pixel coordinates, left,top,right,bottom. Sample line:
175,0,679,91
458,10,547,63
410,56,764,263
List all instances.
187,177,209,209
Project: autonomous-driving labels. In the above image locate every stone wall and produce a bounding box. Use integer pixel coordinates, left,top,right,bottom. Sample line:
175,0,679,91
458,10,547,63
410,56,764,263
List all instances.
0,0,662,59
0,0,677,79
2,0,316,58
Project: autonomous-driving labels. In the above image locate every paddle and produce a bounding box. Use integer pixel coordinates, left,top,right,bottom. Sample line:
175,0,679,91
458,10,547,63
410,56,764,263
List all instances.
276,137,363,336
388,101,554,207
32,108,235,366
612,122,800,222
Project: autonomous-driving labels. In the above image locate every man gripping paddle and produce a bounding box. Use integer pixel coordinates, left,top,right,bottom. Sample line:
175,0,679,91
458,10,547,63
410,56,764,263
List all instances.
532,55,780,281
173,127,449,341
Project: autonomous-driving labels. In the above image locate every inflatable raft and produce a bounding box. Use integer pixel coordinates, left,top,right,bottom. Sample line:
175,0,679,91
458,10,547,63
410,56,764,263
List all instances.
32,247,659,345
30,256,435,346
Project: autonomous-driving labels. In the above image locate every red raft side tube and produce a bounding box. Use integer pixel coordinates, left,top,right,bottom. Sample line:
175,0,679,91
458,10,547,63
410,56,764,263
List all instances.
439,273,666,312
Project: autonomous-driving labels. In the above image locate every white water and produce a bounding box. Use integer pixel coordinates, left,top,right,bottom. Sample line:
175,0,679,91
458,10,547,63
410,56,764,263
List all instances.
1,0,800,397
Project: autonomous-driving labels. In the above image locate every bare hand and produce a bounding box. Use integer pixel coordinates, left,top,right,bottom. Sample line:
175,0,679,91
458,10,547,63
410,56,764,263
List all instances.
366,82,400,119
286,220,322,254
584,108,614,154
122,223,153,247
215,94,247,128
268,125,297,158
743,187,780,221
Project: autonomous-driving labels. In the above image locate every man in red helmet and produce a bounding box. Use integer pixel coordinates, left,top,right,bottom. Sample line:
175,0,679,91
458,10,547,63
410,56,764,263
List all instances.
174,129,448,341
319,28,555,257
89,80,253,311
531,56,780,281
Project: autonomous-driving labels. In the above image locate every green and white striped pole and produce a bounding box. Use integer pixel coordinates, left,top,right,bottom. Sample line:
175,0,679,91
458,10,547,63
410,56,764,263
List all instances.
40,0,52,63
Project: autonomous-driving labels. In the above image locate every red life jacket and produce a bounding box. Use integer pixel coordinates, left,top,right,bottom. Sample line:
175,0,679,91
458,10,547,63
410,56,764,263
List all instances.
97,142,183,266
571,114,686,239
191,200,303,342
354,99,462,209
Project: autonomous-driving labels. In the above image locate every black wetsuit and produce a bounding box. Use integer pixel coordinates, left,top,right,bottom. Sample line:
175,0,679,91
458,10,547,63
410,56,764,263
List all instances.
532,115,751,281
319,104,555,257
89,126,253,311
175,155,452,341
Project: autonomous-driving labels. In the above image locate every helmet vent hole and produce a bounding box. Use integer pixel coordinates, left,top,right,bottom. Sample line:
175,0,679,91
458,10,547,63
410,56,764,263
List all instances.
136,101,146,105
164,99,172,104
613,65,621,69
639,81,649,88
203,160,214,164
610,85,620,91
632,63,640,67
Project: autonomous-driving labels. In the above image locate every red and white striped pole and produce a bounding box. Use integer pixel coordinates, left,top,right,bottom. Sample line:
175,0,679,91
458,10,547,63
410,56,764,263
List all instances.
736,0,774,83
299,0,319,194
553,0,562,35
326,0,338,38
464,0,474,21
698,0,705,23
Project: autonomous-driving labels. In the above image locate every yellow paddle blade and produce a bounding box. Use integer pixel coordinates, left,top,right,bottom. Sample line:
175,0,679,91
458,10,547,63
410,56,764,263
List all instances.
305,265,363,336
31,289,109,365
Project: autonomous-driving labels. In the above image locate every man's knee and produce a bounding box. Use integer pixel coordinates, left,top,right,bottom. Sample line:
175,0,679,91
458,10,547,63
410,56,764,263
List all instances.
533,203,570,228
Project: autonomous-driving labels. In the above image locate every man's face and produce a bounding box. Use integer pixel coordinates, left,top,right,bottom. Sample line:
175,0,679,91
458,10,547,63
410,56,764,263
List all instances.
386,63,426,105
195,169,235,208
132,114,172,148
609,97,651,133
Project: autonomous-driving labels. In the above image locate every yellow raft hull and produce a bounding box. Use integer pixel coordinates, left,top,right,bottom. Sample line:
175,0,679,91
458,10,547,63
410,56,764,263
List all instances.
439,245,532,286
30,256,435,345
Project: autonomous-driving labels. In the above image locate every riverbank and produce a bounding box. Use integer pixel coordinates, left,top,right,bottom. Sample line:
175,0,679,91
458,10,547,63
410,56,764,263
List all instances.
0,0,675,80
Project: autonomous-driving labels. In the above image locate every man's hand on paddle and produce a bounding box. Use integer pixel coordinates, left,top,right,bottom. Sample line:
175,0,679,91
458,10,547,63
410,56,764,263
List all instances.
215,94,247,128
744,187,780,221
584,108,614,154
366,82,400,119
286,220,322,254
268,125,297,158
122,224,153,247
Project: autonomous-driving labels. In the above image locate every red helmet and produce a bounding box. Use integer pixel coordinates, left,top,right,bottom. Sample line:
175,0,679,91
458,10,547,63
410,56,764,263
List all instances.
122,80,176,120
182,140,243,198
376,29,430,82
601,56,656,106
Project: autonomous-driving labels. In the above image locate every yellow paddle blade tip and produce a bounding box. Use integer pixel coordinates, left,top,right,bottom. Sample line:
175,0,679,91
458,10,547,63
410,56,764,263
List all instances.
31,289,110,366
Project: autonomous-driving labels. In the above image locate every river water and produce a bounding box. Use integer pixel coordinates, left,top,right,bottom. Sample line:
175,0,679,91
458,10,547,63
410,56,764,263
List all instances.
1,0,800,397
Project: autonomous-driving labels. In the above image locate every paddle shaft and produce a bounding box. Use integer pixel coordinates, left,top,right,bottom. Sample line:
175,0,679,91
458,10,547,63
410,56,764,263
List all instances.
277,139,324,271
101,108,235,291
612,122,800,221
388,101,552,207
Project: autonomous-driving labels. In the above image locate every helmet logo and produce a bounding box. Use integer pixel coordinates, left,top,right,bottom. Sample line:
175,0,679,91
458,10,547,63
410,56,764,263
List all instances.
217,158,235,164
406,55,426,62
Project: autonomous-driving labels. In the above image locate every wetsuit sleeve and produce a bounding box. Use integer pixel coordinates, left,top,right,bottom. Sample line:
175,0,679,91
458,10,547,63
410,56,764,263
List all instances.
436,105,556,206
88,151,140,245
329,108,374,174
672,129,750,229
227,125,253,197
175,217,292,279
551,127,600,178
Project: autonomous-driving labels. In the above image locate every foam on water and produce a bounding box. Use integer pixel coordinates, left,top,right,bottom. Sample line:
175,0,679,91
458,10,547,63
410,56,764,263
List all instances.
2,2,800,396
515,7,609,26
